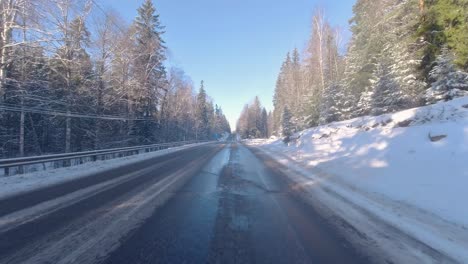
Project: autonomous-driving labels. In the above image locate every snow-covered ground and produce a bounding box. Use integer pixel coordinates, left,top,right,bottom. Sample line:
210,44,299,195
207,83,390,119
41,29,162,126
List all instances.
0,142,210,200
246,97,468,262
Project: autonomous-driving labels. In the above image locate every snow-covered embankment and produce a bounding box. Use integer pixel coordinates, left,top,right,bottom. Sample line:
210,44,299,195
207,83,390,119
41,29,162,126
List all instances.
246,97,468,263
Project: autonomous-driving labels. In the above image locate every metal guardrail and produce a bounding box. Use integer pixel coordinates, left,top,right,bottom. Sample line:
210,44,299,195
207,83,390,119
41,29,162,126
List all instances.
0,140,210,176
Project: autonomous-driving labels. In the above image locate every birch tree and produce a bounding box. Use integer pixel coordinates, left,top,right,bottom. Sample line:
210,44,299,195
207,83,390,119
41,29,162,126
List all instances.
0,0,19,102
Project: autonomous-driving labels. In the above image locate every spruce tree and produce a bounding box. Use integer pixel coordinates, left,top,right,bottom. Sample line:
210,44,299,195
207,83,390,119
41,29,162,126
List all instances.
371,58,404,115
196,81,209,139
261,108,268,138
425,46,468,104
132,0,166,143
419,0,468,71
319,83,342,124
281,106,293,143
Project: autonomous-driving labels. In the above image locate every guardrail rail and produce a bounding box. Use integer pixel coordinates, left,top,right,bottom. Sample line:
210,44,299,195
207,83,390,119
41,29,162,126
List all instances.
0,140,210,176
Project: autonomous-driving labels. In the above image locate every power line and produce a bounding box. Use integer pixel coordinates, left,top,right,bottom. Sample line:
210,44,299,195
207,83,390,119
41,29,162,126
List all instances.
0,104,196,134
0,104,149,121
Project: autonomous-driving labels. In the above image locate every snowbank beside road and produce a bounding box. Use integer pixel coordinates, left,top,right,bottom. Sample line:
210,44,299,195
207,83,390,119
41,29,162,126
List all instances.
246,97,468,262
0,143,210,200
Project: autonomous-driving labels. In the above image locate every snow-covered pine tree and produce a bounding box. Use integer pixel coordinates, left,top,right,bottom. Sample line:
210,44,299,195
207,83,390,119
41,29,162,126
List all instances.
206,101,215,139
385,1,427,109
371,56,404,116
281,106,293,143
354,57,379,117
132,0,166,143
319,83,342,124
389,42,426,108
260,108,268,138
236,104,249,138
425,46,468,104
344,0,402,118
196,81,209,139
273,53,292,134
249,96,262,138
267,111,274,138
338,56,360,121
291,48,307,130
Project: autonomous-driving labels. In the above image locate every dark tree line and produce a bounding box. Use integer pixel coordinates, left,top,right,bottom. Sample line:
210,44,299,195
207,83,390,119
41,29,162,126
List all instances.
0,0,230,158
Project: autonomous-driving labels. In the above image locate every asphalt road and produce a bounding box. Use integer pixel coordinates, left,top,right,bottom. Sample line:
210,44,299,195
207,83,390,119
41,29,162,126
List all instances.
0,142,372,264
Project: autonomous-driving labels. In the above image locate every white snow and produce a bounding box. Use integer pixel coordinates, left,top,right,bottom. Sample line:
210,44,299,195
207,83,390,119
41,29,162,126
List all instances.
0,143,210,200
246,97,468,262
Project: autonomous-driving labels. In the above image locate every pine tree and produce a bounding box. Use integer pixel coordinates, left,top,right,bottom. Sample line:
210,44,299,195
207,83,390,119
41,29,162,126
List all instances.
291,48,306,128
371,57,404,115
281,106,293,143
213,105,230,138
236,104,250,138
267,111,274,138
273,53,292,134
250,96,262,137
384,0,427,109
260,108,268,138
345,0,396,117
336,63,358,121
196,81,209,139
319,83,342,124
425,46,468,104
206,101,215,138
132,0,166,143
418,0,468,71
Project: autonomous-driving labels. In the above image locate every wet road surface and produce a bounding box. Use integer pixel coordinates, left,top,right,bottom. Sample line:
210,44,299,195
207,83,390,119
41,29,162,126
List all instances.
104,143,371,264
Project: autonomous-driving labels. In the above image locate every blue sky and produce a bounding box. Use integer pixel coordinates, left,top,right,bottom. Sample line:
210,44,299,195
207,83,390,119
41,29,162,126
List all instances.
99,0,356,129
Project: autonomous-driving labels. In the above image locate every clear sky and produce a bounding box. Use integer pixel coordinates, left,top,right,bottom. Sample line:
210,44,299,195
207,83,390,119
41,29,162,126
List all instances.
99,0,356,129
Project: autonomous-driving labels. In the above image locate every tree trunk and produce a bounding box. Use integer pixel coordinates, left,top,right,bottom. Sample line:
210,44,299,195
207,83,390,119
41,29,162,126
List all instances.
0,0,18,103
19,97,25,156
0,17,8,103
65,110,71,153
312,11,326,93
28,113,42,155
0,45,6,103
95,73,104,150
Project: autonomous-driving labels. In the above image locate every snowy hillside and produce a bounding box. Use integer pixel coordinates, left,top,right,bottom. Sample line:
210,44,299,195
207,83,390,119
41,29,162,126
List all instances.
247,97,468,262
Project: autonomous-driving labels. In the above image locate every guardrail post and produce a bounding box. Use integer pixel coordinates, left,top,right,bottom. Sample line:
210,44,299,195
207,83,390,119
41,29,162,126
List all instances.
4,167,9,176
